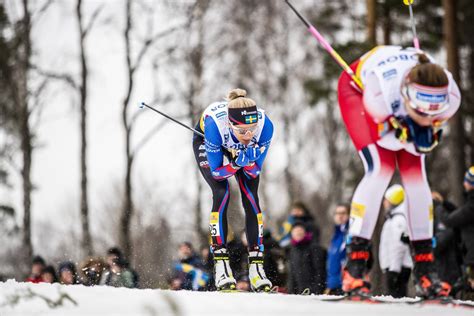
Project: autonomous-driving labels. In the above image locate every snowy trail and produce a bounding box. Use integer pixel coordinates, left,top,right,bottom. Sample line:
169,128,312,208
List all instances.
0,280,472,316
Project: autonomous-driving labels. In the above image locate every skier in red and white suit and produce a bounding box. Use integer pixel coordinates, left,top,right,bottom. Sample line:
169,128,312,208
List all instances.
337,45,461,298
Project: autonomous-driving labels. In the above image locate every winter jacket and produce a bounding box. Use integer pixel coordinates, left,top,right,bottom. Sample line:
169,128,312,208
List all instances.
288,233,327,294
171,254,207,290
379,203,413,272
442,190,474,266
326,222,348,290
433,199,462,285
104,269,135,288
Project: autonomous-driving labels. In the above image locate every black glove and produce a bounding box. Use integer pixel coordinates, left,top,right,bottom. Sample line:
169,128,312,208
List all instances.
400,233,410,244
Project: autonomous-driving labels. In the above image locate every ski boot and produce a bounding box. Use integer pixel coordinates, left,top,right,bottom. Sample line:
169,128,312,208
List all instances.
342,237,371,295
248,249,272,292
411,239,451,298
213,247,237,291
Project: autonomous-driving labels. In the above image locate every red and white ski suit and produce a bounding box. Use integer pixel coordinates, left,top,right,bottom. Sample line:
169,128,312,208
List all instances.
337,45,461,241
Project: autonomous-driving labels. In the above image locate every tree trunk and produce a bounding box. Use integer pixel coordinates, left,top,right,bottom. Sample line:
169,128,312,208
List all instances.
120,0,135,259
76,0,93,257
20,0,33,261
381,2,392,45
188,0,209,248
443,0,465,204
366,0,377,46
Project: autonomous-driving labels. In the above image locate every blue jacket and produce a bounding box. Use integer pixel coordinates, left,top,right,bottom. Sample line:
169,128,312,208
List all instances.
326,222,348,290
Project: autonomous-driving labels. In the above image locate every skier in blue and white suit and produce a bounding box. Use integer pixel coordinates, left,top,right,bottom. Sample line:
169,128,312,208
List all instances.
192,88,274,292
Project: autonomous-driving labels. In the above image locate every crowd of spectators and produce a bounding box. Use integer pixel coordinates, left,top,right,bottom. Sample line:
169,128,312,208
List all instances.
25,166,474,300
26,247,138,288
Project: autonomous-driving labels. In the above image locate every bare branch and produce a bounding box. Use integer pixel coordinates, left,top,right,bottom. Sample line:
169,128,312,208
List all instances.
83,4,104,38
31,0,55,25
30,78,50,131
32,65,78,90
131,23,187,73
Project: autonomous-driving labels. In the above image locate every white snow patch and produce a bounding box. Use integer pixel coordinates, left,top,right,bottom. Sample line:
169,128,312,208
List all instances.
0,280,472,316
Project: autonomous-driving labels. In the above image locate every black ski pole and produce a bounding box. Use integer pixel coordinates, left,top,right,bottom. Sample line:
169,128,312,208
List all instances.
139,102,204,138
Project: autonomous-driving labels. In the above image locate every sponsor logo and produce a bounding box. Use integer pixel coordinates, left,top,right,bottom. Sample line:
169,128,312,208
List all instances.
210,103,227,111
210,213,219,223
415,92,447,103
241,110,257,116
199,152,207,157
377,53,418,67
199,161,209,168
206,148,220,153
350,202,366,218
382,69,397,79
199,144,205,150
216,111,227,119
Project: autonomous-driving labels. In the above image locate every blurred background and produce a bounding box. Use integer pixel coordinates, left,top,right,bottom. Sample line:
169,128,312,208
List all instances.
0,0,473,292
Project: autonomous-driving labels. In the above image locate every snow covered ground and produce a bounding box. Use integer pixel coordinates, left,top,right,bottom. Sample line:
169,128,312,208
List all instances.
0,280,472,316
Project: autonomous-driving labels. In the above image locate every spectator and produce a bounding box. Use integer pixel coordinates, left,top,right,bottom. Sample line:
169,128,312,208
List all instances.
454,266,474,301
277,202,320,248
170,242,208,291
41,265,58,283
287,222,326,294
441,166,474,296
325,204,350,295
432,191,462,287
26,255,46,283
379,184,412,298
58,261,79,285
80,257,106,286
104,257,135,288
105,247,139,288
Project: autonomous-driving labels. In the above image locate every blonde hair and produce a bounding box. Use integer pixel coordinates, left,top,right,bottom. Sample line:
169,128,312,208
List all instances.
227,88,256,109
407,54,448,87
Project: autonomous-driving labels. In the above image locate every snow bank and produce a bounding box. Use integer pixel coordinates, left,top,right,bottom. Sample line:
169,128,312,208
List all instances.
0,280,472,316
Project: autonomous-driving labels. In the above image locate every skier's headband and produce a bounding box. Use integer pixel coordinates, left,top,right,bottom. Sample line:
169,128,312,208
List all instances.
228,106,259,125
401,81,449,116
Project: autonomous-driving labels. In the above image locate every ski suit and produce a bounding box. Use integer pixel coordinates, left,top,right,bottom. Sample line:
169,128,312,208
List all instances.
337,45,461,241
193,101,274,251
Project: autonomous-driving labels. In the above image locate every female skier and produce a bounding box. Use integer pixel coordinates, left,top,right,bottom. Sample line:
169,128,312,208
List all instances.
192,88,274,292
338,45,461,298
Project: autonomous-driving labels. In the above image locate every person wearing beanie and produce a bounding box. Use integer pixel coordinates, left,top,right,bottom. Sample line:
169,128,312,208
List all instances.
441,166,474,298
58,261,79,285
379,184,413,298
